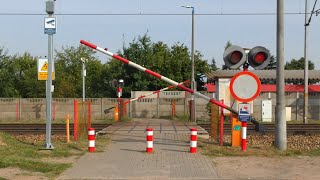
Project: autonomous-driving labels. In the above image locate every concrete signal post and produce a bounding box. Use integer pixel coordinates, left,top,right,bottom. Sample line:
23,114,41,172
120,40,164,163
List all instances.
44,0,56,149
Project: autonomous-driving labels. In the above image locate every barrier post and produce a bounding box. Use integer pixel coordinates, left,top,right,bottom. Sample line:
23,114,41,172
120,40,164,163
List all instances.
242,122,247,151
88,128,95,152
190,128,197,153
146,128,153,153
66,114,70,143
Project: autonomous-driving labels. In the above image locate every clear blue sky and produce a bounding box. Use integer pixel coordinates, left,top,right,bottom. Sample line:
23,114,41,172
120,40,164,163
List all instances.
0,0,319,69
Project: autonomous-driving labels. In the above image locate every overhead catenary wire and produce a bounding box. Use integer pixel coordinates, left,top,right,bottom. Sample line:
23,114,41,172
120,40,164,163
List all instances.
306,0,319,26
0,12,315,16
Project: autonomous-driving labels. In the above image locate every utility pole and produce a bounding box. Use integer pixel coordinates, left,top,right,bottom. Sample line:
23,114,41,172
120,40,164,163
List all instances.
181,5,196,122
45,0,56,149
191,7,196,123
304,0,309,124
276,0,287,150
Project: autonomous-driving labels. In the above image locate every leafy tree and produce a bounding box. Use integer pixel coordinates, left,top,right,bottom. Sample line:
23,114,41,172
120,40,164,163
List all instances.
112,33,210,97
54,45,104,98
284,57,316,84
0,48,18,97
13,53,45,98
285,57,315,70
210,57,219,71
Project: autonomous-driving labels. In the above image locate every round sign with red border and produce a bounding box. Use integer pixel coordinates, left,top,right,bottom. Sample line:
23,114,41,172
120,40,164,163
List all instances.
229,71,261,102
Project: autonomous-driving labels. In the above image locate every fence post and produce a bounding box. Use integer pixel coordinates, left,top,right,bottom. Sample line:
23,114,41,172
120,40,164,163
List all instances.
66,114,70,143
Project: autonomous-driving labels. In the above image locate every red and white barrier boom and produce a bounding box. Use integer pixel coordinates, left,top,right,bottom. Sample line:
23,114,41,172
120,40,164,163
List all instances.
124,80,189,105
104,80,189,113
80,40,237,114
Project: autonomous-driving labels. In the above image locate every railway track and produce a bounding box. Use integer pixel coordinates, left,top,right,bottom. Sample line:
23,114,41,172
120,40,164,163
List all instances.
0,123,319,135
198,123,320,135
0,124,111,134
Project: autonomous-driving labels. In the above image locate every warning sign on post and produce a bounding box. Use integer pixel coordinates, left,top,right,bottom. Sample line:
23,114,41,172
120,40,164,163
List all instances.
37,58,55,80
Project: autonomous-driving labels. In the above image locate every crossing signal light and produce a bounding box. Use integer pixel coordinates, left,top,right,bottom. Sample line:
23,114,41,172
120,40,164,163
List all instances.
248,46,271,70
223,45,271,70
223,45,246,69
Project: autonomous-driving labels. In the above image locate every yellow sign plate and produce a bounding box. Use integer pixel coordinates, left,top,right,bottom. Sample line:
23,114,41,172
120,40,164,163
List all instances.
38,72,55,80
37,58,55,80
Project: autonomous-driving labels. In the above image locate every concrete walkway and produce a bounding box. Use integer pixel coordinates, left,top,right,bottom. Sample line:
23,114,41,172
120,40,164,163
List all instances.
57,119,219,179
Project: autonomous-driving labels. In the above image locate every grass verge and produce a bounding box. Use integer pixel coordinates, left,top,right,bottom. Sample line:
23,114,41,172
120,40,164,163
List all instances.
0,132,110,179
198,137,320,157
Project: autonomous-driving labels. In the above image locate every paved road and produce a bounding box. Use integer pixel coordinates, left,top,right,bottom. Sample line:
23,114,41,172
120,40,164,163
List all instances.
57,119,219,180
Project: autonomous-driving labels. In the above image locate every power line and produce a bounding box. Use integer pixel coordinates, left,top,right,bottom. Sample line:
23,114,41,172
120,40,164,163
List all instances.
0,12,313,16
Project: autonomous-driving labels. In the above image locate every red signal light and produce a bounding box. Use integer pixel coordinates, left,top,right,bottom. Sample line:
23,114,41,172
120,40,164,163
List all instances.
223,45,246,69
230,51,243,64
248,46,271,69
254,52,267,64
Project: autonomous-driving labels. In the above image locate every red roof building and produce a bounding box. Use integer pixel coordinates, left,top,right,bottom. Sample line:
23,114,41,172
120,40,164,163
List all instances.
205,84,320,93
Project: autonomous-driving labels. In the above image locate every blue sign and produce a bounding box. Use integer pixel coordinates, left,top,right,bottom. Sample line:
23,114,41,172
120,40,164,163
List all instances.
238,115,251,122
44,17,56,35
238,103,251,122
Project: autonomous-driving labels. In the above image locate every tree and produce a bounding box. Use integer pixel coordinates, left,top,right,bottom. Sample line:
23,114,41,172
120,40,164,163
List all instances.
209,57,219,71
285,57,315,70
13,53,45,98
54,45,105,98
284,57,316,84
112,33,210,97
265,55,277,70
0,48,19,97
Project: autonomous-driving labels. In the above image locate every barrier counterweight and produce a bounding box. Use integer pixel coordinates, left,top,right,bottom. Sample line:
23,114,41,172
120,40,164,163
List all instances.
190,128,197,153
88,128,95,152
146,128,153,153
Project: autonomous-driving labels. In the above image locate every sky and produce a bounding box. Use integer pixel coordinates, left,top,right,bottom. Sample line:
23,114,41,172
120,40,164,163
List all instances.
0,0,320,69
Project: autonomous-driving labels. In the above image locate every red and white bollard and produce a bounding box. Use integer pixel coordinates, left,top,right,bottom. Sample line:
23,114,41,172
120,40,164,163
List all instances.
88,128,95,152
241,122,247,151
146,128,153,153
190,128,197,153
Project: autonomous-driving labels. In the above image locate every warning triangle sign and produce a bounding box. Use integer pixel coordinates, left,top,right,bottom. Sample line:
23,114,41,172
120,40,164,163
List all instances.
41,62,48,71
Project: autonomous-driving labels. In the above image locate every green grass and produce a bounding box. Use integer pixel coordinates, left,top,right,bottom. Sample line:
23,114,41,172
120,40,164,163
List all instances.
0,132,110,178
198,137,320,157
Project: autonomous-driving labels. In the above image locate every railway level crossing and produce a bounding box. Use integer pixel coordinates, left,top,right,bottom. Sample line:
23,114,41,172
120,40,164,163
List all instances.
58,118,219,179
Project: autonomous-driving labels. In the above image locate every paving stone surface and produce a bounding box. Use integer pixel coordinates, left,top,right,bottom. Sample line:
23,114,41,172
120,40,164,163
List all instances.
58,119,219,180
